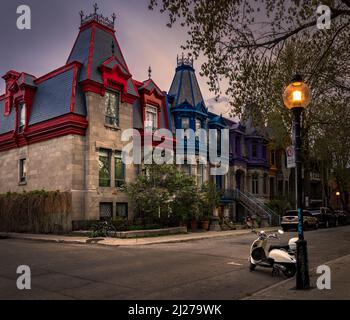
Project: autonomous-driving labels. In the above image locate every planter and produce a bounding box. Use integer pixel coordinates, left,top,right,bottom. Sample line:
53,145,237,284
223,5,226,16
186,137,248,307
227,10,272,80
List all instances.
201,220,210,231
191,219,198,231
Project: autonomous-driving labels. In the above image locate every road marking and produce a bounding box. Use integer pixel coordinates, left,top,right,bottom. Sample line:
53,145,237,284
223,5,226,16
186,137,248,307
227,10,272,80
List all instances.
227,262,243,266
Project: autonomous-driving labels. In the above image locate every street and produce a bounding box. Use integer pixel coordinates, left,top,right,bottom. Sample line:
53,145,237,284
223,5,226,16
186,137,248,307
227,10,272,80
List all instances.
0,226,349,300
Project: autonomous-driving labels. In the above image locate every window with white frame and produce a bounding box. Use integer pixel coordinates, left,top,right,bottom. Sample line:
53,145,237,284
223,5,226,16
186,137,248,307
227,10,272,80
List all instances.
105,92,120,126
18,103,26,133
145,105,158,130
19,158,27,184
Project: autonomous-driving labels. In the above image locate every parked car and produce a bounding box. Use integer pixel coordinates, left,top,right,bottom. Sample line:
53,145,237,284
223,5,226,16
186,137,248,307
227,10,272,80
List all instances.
334,210,348,226
281,210,318,231
309,207,337,228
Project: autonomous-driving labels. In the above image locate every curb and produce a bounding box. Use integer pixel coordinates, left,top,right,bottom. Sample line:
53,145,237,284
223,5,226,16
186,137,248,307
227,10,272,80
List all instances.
0,227,280,247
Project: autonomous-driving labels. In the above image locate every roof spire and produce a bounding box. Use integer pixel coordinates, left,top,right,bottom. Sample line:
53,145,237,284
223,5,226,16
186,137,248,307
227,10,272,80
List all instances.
93,3,99,14
79,10,84,23
148,66,152,79
111,12,117,25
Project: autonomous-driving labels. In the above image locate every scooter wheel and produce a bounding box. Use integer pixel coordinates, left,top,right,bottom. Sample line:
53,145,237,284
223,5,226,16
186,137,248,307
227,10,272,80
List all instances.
249,263,256,272
283,265,296,278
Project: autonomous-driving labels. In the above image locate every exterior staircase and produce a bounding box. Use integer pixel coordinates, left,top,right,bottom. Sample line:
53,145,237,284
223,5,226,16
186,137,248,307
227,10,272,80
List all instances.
220,189,280,226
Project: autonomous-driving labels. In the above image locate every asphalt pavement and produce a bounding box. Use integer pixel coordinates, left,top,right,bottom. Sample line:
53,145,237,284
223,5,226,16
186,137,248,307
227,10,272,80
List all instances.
0,226,349,300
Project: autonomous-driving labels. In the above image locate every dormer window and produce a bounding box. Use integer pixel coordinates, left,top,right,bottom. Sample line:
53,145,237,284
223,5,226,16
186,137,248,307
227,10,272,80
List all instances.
182,117,190,130
18,103,26,133
105,92,120,127
145,105,158,130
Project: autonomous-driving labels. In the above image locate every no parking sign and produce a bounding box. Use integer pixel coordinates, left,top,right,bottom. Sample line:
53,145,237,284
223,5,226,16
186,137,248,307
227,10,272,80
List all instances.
286,146,296,168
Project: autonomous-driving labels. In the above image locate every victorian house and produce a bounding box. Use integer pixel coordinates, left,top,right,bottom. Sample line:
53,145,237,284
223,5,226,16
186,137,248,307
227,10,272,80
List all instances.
0,6,293,229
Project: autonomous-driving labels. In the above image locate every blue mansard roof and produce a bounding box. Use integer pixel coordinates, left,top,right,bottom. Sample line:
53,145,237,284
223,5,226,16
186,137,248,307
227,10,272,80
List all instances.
168,58,208,117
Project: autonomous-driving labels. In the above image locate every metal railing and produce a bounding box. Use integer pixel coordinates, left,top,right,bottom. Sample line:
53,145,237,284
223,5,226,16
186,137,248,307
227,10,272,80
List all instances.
243,190,281,225
218,188,280,226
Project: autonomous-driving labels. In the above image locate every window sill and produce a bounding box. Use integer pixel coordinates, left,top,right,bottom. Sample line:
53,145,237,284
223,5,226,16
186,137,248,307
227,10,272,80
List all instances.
19,182,27,186
104,124,121,131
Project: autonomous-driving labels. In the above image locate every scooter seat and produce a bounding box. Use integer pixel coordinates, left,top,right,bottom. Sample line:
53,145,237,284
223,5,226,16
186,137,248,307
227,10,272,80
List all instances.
268,245,289,252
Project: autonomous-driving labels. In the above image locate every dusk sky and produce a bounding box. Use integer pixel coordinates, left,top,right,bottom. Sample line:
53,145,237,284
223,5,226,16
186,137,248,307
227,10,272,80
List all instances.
0,0,230,115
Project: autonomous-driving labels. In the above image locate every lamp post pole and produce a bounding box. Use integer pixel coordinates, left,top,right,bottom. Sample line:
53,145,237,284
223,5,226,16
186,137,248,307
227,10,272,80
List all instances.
283,74,311,290
293,107,310,289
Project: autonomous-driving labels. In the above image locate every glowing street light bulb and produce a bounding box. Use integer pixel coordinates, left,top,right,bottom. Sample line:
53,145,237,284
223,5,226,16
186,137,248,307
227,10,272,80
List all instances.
283,74,311,110
293,90,302,102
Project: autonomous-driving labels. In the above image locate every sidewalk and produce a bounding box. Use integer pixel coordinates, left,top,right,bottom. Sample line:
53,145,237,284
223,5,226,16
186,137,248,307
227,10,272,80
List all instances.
245,254,350,300
0,227,278,247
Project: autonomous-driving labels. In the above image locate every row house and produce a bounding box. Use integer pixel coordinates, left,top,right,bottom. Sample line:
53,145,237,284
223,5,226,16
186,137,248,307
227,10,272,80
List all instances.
0,6,303,228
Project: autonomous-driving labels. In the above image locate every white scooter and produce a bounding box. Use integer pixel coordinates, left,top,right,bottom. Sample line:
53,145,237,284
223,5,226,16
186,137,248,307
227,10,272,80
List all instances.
249,230,297,278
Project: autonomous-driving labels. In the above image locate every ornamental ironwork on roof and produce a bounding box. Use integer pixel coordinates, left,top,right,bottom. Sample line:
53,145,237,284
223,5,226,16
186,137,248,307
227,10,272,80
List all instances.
177,53,194,68
79,3,116,29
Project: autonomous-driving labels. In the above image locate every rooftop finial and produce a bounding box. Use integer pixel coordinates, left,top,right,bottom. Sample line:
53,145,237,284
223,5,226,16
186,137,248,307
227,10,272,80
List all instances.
93,3,99,14
177,53,194,68
79,10,84,23
79,5,116,29
148,66,152,79
112,12,117,24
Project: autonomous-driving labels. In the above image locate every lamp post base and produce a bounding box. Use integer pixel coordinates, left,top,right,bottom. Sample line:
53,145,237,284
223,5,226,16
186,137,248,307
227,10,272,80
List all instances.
296,239,310,290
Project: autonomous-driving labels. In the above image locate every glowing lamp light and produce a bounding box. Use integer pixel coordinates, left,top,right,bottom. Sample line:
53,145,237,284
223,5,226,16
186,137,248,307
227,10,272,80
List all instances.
283,74,311,110
336,192,341,197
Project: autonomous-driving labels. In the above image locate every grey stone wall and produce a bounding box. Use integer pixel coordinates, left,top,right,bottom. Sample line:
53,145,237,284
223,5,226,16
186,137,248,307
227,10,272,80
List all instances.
0,135,86,221
83,92,136,221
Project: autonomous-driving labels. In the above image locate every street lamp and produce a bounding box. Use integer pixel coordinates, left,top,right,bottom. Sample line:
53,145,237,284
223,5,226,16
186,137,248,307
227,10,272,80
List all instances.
283,74,311,290
336,191,341,210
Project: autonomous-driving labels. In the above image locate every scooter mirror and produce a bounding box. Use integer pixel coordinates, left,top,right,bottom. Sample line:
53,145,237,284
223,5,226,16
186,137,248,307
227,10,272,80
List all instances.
278,230,284,235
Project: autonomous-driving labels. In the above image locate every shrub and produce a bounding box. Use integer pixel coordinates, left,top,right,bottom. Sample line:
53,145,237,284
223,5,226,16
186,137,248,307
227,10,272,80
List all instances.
0,191,72,234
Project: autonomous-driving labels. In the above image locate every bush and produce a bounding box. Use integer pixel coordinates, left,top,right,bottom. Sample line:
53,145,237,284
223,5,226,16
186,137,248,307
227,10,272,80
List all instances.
89,221,116,238
111,216,129,231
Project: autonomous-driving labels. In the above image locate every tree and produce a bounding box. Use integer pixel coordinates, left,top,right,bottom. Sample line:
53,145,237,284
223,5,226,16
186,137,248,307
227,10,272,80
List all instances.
149,0,350,205
198,181,220,219
149,0,350,115
122,164,200,225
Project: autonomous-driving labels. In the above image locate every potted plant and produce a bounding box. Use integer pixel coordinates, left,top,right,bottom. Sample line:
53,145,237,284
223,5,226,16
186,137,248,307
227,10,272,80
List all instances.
201,216,210,231
191,218,198,231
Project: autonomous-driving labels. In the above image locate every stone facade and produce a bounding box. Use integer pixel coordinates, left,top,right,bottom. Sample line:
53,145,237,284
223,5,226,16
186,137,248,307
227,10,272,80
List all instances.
82,92,135,221
0,91,136,223
0,135,85,221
